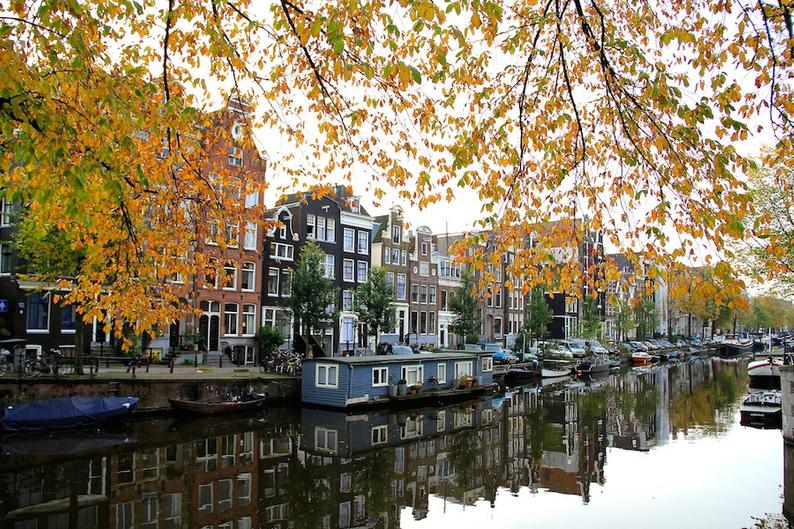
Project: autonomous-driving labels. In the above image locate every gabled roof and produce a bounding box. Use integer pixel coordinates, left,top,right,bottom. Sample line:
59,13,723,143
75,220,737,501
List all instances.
276,185,372,217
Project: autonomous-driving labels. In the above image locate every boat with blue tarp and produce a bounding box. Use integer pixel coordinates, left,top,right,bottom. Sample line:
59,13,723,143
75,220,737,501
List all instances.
2,396,138,431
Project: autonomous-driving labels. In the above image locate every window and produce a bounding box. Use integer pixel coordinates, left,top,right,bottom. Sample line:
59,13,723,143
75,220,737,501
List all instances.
441,290,448,310
223,263,237,290
420,285,427,304
326,219,336,243
224,303,238,335
279,223,287,239
0,243,11,275
495,289,502,308
420,311,427,334
385,272,394,289
358,231,369,254
392,248,400,265
306,214,316,239
437,363,447,383
198,483,213,514
494,317,502,337
429,286,436,304
26,292,49,332
401,416,423,439
343,259,354,282
244,222,257,250
228,147,243,166
344,228,355,252
61,304,76,332
454,361,473,379
566,297,578,313
481,356,493,372
242,304,256,336
237,473,252,506
384,247,391,264
357,261,368,282
241,262,255,291
116,502,134,529
268,268,279,296
372,367,388,387
316,364,339,388
282,270,293,297
420,262,429,276
270,242,294,260
245,190,259,208
429,312,435,333
324,254,335,279
206,220,220,245
401,250,407,266
392,226,401,243
339,501,351,528
218,478,233,512
315,425,339,451
397,274,406,300
410,311,418,334
401,365,423,386
317,216,327,241
436,410,446,431
225,222,239,246
1,199,13,226
411,284,419,303
421,242,428,255
342,290,353,311
371,425,388,445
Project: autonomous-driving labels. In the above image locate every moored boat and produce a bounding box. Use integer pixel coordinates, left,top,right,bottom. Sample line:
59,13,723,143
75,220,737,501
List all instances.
541,359,573,378
747,357,782,389
168,397,268,415
504,365,539,385
739,390,781,428
576,354,610,375
2,396,138,431
718,340,754,357
631,352,653,366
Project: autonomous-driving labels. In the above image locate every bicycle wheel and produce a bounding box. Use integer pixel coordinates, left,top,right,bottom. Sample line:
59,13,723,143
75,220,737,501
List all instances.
23,361,37,377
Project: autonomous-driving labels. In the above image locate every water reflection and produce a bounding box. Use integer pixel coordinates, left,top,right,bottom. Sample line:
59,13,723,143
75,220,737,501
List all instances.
0,358,749,529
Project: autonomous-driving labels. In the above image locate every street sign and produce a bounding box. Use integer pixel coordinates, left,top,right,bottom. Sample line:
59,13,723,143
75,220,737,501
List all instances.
0,299,8,313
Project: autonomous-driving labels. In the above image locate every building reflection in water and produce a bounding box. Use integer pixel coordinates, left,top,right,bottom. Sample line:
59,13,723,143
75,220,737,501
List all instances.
0,358,746,529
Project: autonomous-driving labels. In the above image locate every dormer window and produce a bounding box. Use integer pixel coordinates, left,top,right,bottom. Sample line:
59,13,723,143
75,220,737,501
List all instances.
232,122,243,140
349,197,360,214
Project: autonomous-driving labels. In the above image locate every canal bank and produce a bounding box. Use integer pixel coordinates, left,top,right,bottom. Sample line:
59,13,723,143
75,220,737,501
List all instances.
0,366,300,413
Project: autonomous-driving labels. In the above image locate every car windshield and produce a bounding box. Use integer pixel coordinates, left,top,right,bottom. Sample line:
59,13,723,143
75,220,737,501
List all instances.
568,340,586,348
392,346,414,355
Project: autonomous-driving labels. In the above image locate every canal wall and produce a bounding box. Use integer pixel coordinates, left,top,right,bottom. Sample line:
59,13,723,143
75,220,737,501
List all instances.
781,366,794,443
0,376,300,414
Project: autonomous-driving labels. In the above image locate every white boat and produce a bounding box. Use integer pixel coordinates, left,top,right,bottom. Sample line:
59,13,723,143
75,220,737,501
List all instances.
631,352,653,366
541,359,573,378
748,357,783,389
541,367,572,378
740,390,781,428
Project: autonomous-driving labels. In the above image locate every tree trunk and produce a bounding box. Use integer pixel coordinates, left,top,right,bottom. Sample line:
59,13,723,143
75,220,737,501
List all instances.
687,313,692,338
74,315,85,375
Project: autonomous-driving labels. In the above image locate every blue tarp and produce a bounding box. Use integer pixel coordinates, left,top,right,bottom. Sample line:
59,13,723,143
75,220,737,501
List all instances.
2,396,139,431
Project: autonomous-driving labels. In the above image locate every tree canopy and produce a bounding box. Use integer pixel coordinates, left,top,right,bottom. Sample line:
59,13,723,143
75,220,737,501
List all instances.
287,241,336,351
449,268,481,344
524,286,552,343
2,0,792,339
353,266,395,344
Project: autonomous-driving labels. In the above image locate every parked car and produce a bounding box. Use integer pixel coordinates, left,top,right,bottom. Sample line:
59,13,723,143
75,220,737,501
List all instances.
585,340,609,355
493,348,519,365
519,346,540,363
563,339,587,358
462,344,483,352
629,341,649,352
392,345,416,355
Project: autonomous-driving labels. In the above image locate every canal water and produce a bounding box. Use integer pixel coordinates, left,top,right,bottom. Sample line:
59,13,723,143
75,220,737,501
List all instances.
0,357,786,529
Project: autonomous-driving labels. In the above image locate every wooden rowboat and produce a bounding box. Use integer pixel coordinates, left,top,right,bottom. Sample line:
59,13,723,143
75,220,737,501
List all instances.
168,397,267,415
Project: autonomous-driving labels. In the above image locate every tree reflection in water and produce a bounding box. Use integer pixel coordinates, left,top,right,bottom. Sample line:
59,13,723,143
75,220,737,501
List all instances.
0,358,750,529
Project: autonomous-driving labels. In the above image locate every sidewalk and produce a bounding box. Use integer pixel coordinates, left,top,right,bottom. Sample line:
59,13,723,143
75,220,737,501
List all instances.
2,363,297,382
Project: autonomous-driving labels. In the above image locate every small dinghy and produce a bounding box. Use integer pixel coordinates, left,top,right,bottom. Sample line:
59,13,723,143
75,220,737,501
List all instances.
631,352,653,366
168,396,267,415
740,390,781,428
2,396,138,431
504,365,539,385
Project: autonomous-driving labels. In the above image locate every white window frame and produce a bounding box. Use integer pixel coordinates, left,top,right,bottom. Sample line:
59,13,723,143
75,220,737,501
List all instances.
326,218,335,243
421,242,428,255
392,226,401,244
401,250,407,266
420,262,429,277
392,248,400,265
268,268,279,296
357,261,368,283
437,363,447,384
241,262,255,292
0,242,12,276
343,259,355,282
228,147,243,166
306,214,316,239
270,242,294,261
316,364,339,388
243,222,257,250
325,254,335,279
357,231,369,255
315,426,338,453
396,274,406,300
371,425,388,445
342,290,354,311
343,228,355,252
224,303,238,336
242,304,256,337
372,367,388,387
1,199,13,226
481,356,493,372
401,365,423,386
281,269,293,297
384,248,391,264
454,361,473,379
223,263,237,290
26,291,50,333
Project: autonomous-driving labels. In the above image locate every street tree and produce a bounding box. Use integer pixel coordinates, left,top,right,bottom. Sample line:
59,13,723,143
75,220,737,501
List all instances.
580,296,602,339
353,267,395,350
523,287,552,346
287,242,336,357
3,0,792,341
449,269,481,345
634,300,659,341
615,300,635,342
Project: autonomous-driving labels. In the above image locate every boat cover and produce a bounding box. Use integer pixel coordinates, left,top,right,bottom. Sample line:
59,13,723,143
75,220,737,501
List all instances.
2,396,139,431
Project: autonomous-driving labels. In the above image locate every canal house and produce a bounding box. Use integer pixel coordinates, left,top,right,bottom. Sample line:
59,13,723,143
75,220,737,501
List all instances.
301,351,494,409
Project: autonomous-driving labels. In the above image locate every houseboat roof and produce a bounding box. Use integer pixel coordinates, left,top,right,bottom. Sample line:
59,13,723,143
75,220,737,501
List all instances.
305,351,488,365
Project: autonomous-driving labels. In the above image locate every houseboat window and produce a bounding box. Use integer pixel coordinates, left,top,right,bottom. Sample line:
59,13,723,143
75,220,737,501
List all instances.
454,410,473,428
316,364,339,388
372,367,388,387
371,425,388,445
401,365,423,386
315,426,338,453
436,363,446,383
436,410,446,431
401,416,423,439
454,361,473,379
481,356,493,372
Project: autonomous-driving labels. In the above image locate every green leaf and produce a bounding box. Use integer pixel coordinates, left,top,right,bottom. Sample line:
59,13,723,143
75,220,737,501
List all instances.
409,66,421,84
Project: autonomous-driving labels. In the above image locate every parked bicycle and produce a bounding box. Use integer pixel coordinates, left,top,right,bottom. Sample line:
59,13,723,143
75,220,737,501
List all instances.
0,346,19,377
260,349,303,376
23,348,72,377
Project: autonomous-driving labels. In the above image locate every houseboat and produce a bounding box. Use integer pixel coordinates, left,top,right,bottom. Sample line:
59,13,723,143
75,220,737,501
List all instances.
301,351,495,409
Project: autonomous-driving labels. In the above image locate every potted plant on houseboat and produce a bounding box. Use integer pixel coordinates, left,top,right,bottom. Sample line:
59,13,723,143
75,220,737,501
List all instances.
408,383,422,396
470,376,478,388
398,379,407,396
457,375,469,389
